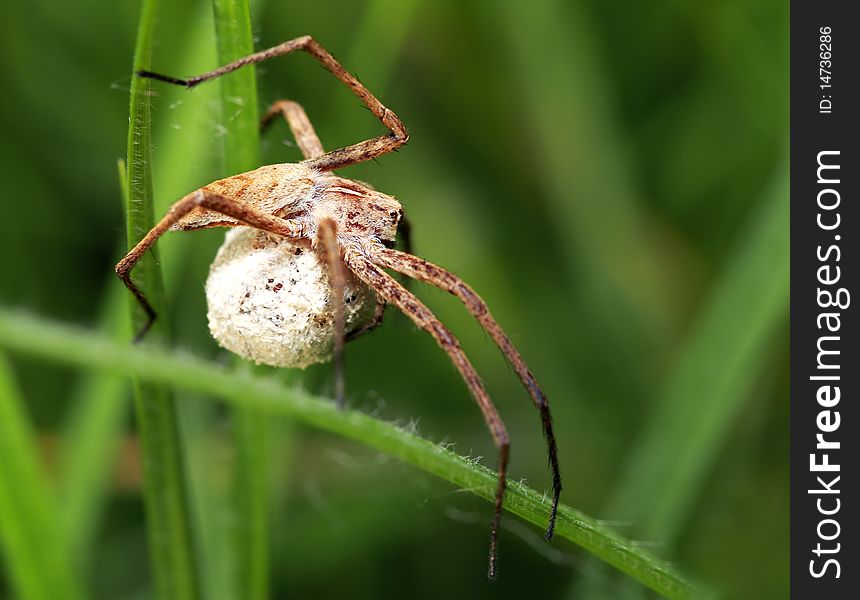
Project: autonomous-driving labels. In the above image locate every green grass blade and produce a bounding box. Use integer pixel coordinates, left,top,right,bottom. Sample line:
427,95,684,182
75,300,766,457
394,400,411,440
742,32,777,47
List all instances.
230,406,270,600
126,1,200,597
127,0,169,331
0,354,84,600
571,155,788,599
348,0,421,85
325,0,421,131
604,154,789,541
0,311,701,600
58,285,130,564
142,11,229,597
210,3,270,599
57,5,220,568
212,0,260,173
493,0,683,344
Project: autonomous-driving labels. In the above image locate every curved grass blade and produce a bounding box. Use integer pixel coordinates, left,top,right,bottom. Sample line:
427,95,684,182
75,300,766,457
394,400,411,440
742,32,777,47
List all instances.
491,0,684,352
0,310,701,600
58,284,130,565
0,354,84,600
324,0,422,134
210,2,270,599
125,0,200,597
605,156,789,541
572,154,789,599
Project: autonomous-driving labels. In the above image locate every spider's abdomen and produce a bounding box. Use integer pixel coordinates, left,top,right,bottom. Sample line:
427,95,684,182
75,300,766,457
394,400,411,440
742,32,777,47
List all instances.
205,226,377,368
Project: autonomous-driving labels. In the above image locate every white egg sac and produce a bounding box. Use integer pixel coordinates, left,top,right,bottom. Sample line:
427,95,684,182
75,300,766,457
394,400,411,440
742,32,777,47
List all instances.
205,226,377,368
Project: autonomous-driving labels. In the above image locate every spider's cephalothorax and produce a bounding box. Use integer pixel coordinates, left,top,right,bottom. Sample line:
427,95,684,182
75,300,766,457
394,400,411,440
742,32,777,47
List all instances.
117,35,561,581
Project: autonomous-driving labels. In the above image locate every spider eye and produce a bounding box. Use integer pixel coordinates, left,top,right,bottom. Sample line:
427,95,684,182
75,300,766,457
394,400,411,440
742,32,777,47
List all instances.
389,209,402,220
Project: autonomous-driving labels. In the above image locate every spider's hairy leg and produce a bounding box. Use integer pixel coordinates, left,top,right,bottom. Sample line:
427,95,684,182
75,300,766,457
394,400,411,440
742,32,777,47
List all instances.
116,190,308,342
261,99,325,160
317,219,347,407
344,249,510,581
372,247,562,540
138,35,408,171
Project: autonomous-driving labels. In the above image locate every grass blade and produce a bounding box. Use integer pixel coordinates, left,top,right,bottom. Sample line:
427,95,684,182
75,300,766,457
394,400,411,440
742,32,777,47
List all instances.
58,285,130,564
604,154,789,541
58,5,220,568
324,0,422,132
210,2,270,599
492,0,683,348
0,311,700,600
0,354,84,600
571,155,788,598
125,0,200,597
213,0,260,172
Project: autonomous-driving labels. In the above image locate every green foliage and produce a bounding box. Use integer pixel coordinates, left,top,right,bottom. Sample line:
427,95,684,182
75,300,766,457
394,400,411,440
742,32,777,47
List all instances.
0,355,84,600
211,2,269,599
0,310,698,599
124,0,200,598
0,0,787,597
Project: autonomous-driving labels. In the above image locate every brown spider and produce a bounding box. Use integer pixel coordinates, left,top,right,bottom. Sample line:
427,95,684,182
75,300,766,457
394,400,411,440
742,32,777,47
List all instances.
116,35,561,580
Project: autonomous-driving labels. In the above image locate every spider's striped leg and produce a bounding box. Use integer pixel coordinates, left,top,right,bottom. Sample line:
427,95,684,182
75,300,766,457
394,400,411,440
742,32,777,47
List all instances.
316,219,347,407
344,249,510,581
372,247,562,540
138,35,408,171
116,190,308,342
261,99,325,160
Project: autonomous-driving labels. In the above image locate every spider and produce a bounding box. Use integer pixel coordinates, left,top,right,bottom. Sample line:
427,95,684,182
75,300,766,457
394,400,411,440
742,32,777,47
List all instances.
116,35,561,580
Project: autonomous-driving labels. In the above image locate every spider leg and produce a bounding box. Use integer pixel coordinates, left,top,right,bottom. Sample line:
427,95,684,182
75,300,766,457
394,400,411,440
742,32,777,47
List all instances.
261,99,325,160
372,247,562,540
316,219,347,407
344,249,509,581
116,190,309,342
139,35,408,171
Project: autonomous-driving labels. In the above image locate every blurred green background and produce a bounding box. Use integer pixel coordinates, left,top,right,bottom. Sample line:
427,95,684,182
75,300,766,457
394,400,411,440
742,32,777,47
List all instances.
0,0,787,598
